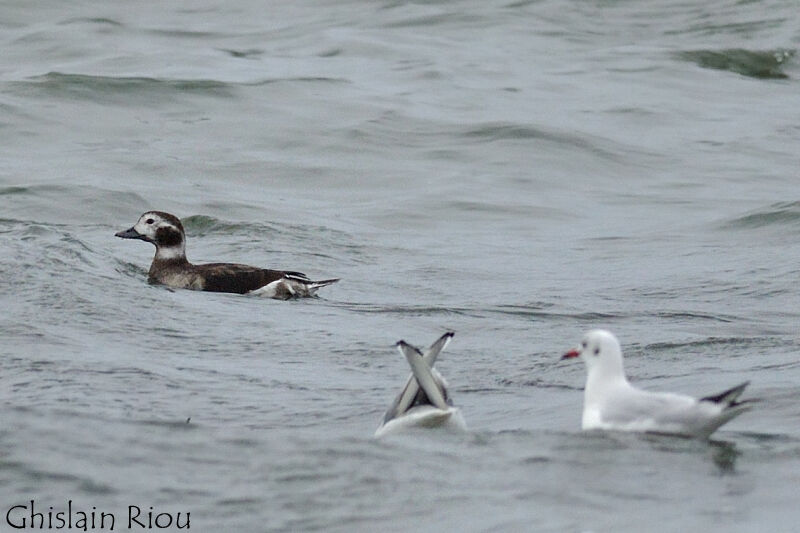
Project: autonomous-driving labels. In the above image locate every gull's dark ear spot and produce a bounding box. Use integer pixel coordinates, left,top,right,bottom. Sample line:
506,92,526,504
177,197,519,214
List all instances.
155,226,183,247
593,347,600,356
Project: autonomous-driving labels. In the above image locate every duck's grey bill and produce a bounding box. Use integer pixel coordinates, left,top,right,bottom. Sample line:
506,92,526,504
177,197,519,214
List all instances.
115,227,144,239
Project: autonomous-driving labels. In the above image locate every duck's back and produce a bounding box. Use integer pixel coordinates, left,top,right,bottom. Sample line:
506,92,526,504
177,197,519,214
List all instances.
191,263,301,294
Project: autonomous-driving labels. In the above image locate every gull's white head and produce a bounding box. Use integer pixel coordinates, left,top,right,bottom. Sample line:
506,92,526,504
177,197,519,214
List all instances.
562,329,628,384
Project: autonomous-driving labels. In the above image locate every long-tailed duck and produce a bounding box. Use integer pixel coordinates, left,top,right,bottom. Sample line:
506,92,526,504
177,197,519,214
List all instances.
375,332,467,438
562,329,753,439
115,211,338,299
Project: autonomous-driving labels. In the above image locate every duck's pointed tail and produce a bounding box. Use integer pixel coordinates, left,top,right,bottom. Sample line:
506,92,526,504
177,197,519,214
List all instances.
305,278,340,292
281,274,339,296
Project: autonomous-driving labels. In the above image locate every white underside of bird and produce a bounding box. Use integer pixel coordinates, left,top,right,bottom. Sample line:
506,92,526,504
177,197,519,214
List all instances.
374,405,466,438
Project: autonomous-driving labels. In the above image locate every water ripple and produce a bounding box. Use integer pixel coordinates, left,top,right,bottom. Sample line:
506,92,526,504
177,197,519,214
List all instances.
677,49,795,79
459,122,622,160
646,336,781,351
11,72,235,101
57,17,123,27
724,201,800,229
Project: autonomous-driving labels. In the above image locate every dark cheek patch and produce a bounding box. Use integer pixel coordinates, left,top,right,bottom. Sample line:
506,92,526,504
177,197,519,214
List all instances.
156,227,183,247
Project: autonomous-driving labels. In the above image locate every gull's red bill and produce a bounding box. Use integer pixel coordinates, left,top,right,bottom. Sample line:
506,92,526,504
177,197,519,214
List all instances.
561,348,580,360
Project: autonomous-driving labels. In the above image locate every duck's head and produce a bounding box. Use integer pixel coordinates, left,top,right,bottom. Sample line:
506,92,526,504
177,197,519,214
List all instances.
116,211,186,259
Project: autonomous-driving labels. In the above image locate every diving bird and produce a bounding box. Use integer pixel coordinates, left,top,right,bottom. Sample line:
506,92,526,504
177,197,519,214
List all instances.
562,329,752,439
375,332,466,438
116,211,338,299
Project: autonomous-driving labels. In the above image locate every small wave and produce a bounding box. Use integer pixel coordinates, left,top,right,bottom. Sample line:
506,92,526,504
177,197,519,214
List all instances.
446,200,568,219
317,48,343,58
645,335,788,352
0,185,31,196
743,432,798,442
129,418,198,430
503,0,539,8
146,28,231,39
458,122,623,160
652,311,737,323
461,123,550,142
499,377,582,391
489,304,618,322
12,72,235,101
667,17,788,38
180,215,351,249
676,49,794,79
58,17,123,27
337,302,479,318
181,214,258,236
488,305,741,325
380,12,483,29
724,201,800,229
0,184,148,224
248,76,349,86
218,48,264,59
217,497,263,506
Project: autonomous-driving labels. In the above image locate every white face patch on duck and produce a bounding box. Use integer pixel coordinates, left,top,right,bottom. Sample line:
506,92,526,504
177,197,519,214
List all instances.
116,211,186,260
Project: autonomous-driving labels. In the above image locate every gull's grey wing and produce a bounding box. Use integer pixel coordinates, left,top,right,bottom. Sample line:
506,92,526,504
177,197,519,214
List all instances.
602,387,698,426
602,385,752,437
382,332,454,423
400,341,449,410
408,365,453,408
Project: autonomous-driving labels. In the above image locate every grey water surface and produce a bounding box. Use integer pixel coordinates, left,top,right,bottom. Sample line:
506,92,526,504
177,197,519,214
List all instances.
1,0,799,531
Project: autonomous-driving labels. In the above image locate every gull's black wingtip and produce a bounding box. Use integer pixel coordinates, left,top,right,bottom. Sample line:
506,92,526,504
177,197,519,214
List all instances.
700,381,750,405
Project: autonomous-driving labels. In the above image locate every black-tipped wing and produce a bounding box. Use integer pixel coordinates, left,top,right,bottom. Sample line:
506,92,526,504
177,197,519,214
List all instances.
194,263,302,294
700,381,750,406
383,332,454,423
399,341,449,410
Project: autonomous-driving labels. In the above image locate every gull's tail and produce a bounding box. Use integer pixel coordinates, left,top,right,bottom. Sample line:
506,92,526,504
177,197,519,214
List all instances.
700,381,752,408
698,381,754,437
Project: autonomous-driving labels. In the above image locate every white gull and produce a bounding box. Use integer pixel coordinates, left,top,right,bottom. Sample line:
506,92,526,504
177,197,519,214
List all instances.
562,329,753,439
